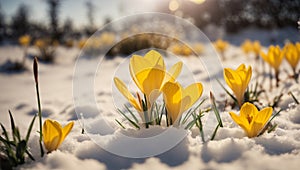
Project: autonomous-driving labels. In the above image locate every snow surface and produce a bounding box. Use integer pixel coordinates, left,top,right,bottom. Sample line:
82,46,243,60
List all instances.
0,27,300,170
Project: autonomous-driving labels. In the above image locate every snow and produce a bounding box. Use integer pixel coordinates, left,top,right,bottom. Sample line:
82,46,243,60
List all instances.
1,27,300,170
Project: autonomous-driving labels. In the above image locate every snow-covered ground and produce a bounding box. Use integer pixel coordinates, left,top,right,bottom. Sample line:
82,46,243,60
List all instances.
0,28,300,170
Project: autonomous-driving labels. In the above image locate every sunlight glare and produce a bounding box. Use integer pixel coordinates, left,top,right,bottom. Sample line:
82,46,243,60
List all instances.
169,0,179,11
190,0,206,4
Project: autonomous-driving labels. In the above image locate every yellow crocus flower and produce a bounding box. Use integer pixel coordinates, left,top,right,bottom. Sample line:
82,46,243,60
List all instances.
241,39,252,54
229,102,273,138
224,64,252,107
114,50,182,117
129,50,183,104
284,43,300,71
193,43,204,54
78,39,87,49
171,44,182,55
43,119,74,153
114,77,143,112
162,81,203,125
35,39,46,49
260,45,284,72
252,40,261,57
19,35,31,46
214,39,229,53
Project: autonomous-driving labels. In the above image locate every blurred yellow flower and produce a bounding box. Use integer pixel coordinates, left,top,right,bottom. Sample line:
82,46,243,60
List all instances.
241,39,252,54
19,35,31,46
114,50,182,116
193,43,204,54
284,43,300,71
182,45,192,56
43,119,74,153
260,45,284,72
224,64,252,107
34,39,46,49
229,102,272,138
78,39,87,49
99,32,115,46
252,40,261,57
214,39,229,53
171,44,193,56
162,81,203,124
171,44,182,55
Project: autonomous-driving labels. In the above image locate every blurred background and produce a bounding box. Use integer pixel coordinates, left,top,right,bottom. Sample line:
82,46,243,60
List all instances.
0,0,298,65
1,0,299,44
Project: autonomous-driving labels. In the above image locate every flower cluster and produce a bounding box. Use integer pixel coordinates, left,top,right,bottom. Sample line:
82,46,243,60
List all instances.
260,43,300,86
0,58,74,169
170,43,204,56
222,64,275,138
114,50,203,127
241,39,261,58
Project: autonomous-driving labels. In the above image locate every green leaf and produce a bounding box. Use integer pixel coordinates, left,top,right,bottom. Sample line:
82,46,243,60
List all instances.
117,109,140,129
210,92,223,127
210,123,220,140
197,112,205,143
184,118,196,130
182,98,206,125
158,103,165,125
16,140,26,163
0,123,10,142
268,109,282,124
8,110,17,143
124,105,139,124
14,127,21,142
115,119,125,129
25,150,35,161
267,124,277,133
26,115,37,142
288,91,299,104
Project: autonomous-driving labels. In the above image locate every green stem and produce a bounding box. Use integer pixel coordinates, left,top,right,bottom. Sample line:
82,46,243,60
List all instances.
35,83,44,157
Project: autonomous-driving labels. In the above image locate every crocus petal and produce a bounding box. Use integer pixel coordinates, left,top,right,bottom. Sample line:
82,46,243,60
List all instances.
182,83,203,111
43,119,62,152
229,111,250,133
129,50,165,92
163,61,183,84
254,107,273,124
224,68,243,104
129,55,151,91
224,64,252,106
260,52,268,63
240,102,258,122
247,107,272,137
162,81,203,124
248,121,264,138
114,77,142,112
162,81,182,122
58,121,74,147
224,68,242,91
237,64,252,91
144,50,165,68
136,68,165,99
